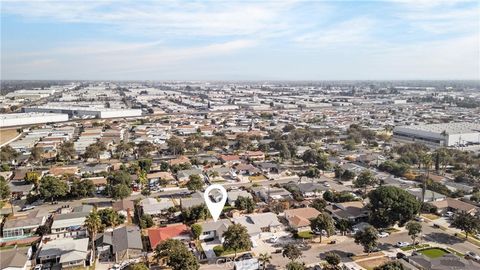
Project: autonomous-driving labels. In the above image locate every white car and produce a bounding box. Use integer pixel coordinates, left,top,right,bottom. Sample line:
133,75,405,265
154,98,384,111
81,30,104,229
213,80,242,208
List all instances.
34,264,42,270
395,242,410,248
377,232,389,238
466,251,480,261
414,216,425,222
20,205,35,211
268,236,279,243
323,183,331,187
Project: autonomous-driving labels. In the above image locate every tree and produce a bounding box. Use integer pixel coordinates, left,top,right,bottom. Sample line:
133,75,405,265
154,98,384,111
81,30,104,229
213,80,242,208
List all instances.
235,196,255,213
39,176,69,202
127,263,148,270
25,171,40,191
373,261,405,270
85,209,102,253
324,252,341,269
154,239,199,270
31,146,43,164
98,208,125,228
84,141,106,160
138,159,152,173
136,141,156,158
286,261,305,270
282,243,302,261
452,211,480,239
258,252,271,270
139,214,154,229
310,212,335,243
222,224,252,259
70,179,95,198
0,145,19,162
354,170,377,194
310,198,327,212
108,171,132,186
335,219,352,236
58,141,76,161
116,141,133,159
111,184,132,200
406,221,422,245
186,175,204,191
368,186,421,228
182,205,209,223
167,136,185,156
304,167,320,178
191,224,202,240
354,226,379,254
0,176,10,201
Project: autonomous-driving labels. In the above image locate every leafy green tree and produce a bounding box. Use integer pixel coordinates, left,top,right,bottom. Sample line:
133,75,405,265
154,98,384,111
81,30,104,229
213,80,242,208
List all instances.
354,170,377,194
354,226,379,254
373,261,405,270
304,167,320,178
98,208,125,227
182,205,209,223
406,221,422,245
324,252,341,269
154,239,199,270
235,196,255,213
342,169,356,181
191,224,202,240
25,171,40,190
160,161,169,172
310,212,335,243
127,263,148,270
58,141,76,161
39,176,69,202
452,211,480,239
111,184,131,200
258,252,271,270
0,176,10,201
286,261,305,270
139,214,154,228
136,141,156,158
282,243,302,261
70,179,95,198
368,186,421,228
115,141,133,159
186,175,204,191
30,146,43,164
108,170,132,186
167,136,185,156
84,208,102,252
222,224,252,259
335,219,352,236
310,198,327,212
0,145,19,162
472,191,480,203
138,159,152,173
84,141,106,160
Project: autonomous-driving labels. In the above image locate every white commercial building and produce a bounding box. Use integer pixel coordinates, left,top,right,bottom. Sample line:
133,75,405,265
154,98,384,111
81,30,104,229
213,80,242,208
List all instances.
393,122,480,148
24,106,142,119
0,113,69,128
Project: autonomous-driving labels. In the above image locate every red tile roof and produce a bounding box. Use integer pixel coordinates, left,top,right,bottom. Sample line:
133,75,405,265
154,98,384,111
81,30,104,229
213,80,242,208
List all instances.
147,224,189,248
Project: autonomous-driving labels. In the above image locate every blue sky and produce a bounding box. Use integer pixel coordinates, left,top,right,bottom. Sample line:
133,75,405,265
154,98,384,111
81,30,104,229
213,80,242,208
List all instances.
1,0,479,80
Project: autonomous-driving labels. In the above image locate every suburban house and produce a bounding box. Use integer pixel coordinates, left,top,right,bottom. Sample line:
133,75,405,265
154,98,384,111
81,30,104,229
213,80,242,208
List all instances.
139,198,174,216
252,186,292,202
325,201,369,223
147,224,190,249
147,171,176,185
180,192,205,209
219,154,241,165
96,226,143,263
431,198,479,215
37,238,90,268
233,164,261,175
227,190,253,207
197,219,232,242
242,151,265,162
112,199,134,221
284,207,321,232
49,205,93,239
232,213,282,238
288,182,326,198
407,188,447,202
2,210,48,239
408,253,478,270
177,169,204,182
0,247,30,270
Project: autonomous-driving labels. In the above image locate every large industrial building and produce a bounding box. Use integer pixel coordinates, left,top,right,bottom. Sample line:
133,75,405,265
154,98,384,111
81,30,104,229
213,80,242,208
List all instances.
393,122,480,148
24,106,142,119
0,113,69,128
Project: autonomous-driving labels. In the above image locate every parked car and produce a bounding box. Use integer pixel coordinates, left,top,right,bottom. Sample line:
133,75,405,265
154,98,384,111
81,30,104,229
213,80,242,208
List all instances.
20,205,35,211
377,232,389,238
465,251,480,261
268,236,279,243
34,264,42,270
396,252,407,259
395,242,410,248
414,216,425,222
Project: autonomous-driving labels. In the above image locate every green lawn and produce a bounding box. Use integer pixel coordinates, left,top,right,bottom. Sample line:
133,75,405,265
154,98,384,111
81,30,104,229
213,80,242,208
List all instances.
418,248,448,258
213,245,249,256
296,231,314,239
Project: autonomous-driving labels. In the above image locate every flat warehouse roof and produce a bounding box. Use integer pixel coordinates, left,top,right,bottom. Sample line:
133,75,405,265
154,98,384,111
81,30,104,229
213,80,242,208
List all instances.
396,122,480,135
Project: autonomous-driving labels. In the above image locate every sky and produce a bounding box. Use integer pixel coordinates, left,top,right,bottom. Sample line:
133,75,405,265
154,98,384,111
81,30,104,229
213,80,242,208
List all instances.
1,0,479,80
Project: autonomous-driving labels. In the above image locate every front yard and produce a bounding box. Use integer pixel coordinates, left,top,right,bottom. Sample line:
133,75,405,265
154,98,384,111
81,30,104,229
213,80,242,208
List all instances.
417,248,448,259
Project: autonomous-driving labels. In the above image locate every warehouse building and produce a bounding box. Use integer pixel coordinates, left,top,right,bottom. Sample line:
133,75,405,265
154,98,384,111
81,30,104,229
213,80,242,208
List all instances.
24,106,142,119
393,122,480,148
0,113,69,128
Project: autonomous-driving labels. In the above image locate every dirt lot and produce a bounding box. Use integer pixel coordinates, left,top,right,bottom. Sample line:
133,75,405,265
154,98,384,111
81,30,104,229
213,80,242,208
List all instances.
0,129,20,145
356,256,390,270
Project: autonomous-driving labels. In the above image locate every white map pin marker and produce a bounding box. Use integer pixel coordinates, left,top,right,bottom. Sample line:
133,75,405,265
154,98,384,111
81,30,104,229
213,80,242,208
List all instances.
204,184,227,222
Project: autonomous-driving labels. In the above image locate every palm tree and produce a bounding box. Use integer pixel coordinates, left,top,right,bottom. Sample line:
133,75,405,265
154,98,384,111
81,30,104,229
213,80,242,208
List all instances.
420,153,432,204
440,130,448,147
84,209,102,256
258,253,272,270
